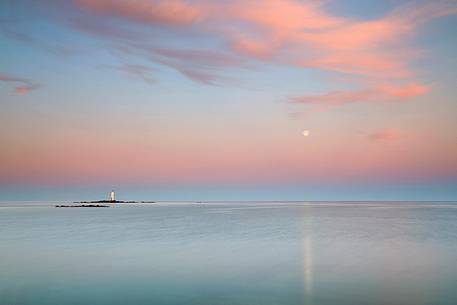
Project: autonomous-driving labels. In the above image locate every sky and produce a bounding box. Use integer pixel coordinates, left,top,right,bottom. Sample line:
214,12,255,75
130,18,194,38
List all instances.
1,0,457,201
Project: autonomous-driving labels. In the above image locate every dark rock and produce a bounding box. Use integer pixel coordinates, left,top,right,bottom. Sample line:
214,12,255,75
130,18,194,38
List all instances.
56,204,110,208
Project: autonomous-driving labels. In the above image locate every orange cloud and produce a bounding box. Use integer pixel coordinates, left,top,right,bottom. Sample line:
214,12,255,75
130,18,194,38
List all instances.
14,84,41,94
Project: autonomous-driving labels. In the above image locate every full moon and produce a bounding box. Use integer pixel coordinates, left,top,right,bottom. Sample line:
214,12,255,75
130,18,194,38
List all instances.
303,130,310,137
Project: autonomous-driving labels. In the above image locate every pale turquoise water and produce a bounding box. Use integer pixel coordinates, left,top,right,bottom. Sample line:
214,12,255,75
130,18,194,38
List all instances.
1,201,457,305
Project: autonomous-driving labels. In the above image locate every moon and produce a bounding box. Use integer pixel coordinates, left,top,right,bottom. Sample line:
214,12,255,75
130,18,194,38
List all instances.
303,130,310,137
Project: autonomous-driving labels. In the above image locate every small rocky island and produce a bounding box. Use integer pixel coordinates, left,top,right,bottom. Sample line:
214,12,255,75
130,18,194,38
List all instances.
73,200,156,204
74,200,137,204
56,204,110,208
55,190,155,208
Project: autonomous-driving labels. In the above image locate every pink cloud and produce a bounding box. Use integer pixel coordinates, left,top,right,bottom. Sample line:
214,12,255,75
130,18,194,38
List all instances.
230,0,340,32
0,74,25,83
379,82,430,98
229,35,278,59
291,82,429,106
70,0,455,109
78,0,208,26
226,0,456,77
295,50,414,78
369,129,401,141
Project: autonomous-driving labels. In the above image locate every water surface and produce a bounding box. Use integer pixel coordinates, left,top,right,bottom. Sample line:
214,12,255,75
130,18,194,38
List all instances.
1,201,456,305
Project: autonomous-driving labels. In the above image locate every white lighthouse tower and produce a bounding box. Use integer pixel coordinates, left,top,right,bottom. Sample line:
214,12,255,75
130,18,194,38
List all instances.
110,190,116,202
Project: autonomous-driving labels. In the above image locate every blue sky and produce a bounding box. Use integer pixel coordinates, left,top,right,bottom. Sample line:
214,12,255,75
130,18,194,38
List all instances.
1,0,456,201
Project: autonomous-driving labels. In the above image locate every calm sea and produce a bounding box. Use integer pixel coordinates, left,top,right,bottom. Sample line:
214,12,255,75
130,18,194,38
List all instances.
1,201,456,305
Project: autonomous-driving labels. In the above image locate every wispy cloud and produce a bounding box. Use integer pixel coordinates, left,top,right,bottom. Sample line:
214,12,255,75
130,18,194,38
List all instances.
70,0,455,102
4,0,455,109
99,64,157,84
290,82,430,115
0,74,41,94
146,47,244,85
1,18,77,57
14,83,42,94
78,0,209,26
369,129,401,141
